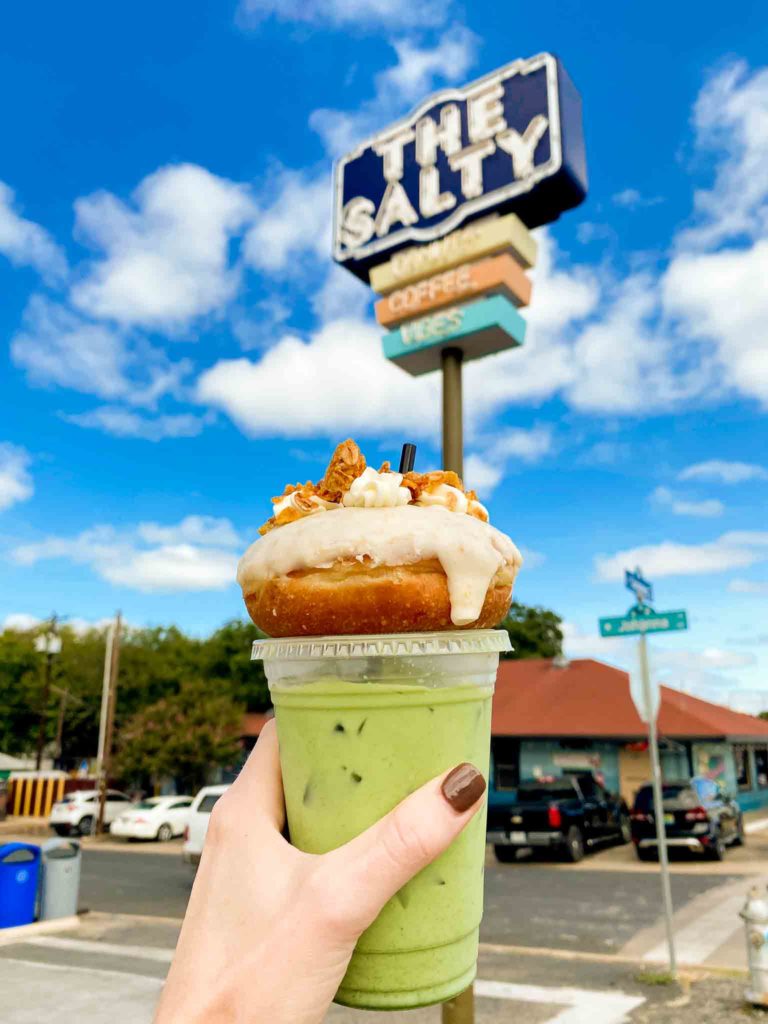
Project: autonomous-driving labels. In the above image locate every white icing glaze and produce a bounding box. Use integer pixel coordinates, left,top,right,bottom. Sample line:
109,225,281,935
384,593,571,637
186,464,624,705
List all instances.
237,505,522,626
273,492,338,517
342,467,411,508
416,482,469,514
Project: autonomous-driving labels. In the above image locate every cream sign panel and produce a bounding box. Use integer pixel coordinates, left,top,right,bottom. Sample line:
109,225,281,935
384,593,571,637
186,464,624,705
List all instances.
333,52,587,281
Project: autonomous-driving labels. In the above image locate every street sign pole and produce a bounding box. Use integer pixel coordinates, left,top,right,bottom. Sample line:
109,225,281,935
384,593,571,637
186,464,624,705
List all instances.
639,633,677,978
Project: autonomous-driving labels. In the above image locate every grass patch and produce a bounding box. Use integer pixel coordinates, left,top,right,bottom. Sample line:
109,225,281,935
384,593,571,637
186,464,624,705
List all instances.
635,969,677,986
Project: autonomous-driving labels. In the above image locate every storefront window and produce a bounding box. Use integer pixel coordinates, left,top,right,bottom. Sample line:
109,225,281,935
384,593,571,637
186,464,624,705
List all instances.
734,745,752,790
754,747,768,789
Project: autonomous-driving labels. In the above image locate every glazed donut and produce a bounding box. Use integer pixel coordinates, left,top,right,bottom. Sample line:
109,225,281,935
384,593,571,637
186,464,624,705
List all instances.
237,504,521,637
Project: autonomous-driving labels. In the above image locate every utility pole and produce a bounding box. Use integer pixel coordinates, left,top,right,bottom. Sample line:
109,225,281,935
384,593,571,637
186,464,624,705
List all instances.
639,634,677,977
95,612,121,835
54,688,68,766
34,617,61,771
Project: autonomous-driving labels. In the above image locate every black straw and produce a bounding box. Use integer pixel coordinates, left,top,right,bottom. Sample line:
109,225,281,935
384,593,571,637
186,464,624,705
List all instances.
399,443,416,473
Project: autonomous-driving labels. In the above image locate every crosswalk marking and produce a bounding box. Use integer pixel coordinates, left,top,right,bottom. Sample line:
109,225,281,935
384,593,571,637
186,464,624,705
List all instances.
642,888,746,965
475,980,644,1023
25,935,174,963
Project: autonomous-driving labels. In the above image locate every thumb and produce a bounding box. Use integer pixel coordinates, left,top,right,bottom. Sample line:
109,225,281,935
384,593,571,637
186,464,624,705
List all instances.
325,763,486,935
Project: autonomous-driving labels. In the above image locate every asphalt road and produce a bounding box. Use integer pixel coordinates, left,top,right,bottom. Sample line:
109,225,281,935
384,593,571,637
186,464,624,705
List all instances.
79,849,735,954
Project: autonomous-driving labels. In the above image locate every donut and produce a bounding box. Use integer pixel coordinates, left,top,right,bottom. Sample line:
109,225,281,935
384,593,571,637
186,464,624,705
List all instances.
237,504,522,638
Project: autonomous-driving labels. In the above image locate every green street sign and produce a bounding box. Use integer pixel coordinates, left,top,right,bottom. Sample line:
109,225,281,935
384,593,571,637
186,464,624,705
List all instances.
599,607,688,637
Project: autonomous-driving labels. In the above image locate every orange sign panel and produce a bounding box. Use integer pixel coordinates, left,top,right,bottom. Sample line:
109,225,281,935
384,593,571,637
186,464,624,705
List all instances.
375,252,532,328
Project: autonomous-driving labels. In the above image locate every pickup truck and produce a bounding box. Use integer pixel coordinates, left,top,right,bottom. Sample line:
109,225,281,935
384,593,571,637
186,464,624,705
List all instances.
487,772,631,863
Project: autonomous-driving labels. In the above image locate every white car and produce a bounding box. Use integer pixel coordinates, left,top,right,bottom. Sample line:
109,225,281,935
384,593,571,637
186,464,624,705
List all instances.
49,789,134,836
182,785,229,866
110,795,193,842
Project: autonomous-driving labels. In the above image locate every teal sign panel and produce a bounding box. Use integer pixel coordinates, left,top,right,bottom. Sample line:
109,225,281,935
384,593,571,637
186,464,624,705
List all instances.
599,608,688,637
382,293,526,376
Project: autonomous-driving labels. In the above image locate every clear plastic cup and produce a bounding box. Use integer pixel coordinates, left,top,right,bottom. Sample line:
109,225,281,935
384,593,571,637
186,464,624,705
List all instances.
251,629,511,1009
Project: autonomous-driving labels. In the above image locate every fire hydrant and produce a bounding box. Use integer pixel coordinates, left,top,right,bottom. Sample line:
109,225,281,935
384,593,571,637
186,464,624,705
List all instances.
741,886,768,1005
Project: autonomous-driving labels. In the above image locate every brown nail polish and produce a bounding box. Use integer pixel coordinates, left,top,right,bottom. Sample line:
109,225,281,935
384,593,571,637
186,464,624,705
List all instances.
441,763,486,813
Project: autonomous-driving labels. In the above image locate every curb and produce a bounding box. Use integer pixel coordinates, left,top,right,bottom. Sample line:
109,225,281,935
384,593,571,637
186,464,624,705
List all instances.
0,914,81,945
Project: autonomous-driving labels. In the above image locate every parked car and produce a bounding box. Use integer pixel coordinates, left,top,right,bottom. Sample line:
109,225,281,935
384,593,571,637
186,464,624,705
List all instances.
182,785,229,866
110,795,193,842
630,776,744,861
49,789,134,836
487,772,631,863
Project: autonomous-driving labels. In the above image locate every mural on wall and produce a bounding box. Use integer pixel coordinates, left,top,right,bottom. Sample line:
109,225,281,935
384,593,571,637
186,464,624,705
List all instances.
695,747,727,781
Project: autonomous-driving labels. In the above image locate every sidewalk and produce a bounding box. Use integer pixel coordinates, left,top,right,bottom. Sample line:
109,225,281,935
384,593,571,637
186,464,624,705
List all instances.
0,818,183,855
0,912,756,1024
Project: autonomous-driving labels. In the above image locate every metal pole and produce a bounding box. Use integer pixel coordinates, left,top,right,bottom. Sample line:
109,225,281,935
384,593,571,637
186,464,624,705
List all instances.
441,344,472,1024
95,623,114,778
639,634,677,977
96,613,121,836
35,648,54,771
442,347,463,477
442,986,474,1024
54,689,68,766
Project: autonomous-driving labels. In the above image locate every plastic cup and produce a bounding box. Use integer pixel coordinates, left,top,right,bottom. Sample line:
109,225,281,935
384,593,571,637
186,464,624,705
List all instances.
251,629,510,1010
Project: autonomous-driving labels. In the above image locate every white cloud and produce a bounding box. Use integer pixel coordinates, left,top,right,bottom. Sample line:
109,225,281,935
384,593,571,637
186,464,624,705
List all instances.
11,297,189,407
70,164,255,331
1,613,40,632
311,264,371,322
1,613,117,635
10,518,241,593
243,171,330,274
197,316,439,439
611,188,663,209
663,241,768,408
463,454,502,496
676,61,768,250
651,485,724,518
678,459,768,483
0,444,33,513
383,28,478,103
729,579,768,595
465,427,554,497
595,531,768,582
0,180,66,282
561,621,624,660
136,515,241,548
237,0,447,30
518,547,546,570
310,27,478,156
63,406,209,441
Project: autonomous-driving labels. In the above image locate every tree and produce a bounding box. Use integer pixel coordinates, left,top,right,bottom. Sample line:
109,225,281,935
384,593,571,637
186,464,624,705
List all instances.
115,680,244,794
499,601,564,660
200,619,270,711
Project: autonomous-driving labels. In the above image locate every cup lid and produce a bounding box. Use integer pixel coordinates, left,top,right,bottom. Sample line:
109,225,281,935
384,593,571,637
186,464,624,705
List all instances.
251,629,512,661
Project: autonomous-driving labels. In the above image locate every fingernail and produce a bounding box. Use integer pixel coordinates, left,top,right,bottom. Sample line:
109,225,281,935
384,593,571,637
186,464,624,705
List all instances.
441,763,486,813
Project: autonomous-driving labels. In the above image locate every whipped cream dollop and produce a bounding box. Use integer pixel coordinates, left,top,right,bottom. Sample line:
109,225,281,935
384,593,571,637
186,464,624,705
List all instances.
273,492,338,517
238,505,522,626
415,482,489,521
342,467,411,508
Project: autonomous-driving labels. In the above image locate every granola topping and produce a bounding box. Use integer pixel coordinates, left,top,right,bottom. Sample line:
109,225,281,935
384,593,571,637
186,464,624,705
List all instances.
257,439,495,533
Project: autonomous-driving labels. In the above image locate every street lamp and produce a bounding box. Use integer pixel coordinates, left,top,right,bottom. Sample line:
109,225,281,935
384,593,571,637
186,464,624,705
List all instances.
34,627,62,771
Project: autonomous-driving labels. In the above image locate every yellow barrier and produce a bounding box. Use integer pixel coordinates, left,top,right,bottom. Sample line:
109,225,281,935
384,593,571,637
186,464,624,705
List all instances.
8,776,65,818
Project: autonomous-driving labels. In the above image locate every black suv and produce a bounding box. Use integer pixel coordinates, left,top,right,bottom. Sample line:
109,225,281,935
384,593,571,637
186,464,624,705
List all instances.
630,776,744,861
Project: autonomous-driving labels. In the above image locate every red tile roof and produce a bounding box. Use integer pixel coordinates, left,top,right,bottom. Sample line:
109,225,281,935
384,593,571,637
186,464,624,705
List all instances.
242,711,273,738
492,658,768,741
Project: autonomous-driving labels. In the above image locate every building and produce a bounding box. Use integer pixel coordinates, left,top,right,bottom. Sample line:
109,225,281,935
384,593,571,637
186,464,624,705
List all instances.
490,657,768,811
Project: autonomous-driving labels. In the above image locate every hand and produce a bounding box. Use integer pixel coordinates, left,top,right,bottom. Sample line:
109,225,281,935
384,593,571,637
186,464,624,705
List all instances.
155,719,486,1024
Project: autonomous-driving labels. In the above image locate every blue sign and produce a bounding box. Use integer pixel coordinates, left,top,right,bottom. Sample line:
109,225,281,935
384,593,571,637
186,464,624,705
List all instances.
333,52,587,281
625,568,653,605
382,293,526,376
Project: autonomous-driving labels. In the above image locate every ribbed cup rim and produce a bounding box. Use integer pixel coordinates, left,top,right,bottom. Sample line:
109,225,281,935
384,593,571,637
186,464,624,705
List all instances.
251,629,512,661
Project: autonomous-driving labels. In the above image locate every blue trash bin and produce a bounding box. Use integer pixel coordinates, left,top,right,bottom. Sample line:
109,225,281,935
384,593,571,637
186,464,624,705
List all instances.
0,842,41,928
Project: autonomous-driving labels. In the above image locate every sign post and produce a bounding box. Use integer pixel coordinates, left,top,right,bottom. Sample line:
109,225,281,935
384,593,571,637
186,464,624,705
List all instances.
332,50,588,1024
599,570,688,978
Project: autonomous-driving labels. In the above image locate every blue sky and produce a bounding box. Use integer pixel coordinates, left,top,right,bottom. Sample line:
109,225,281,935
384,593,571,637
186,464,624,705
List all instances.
1,2,767,710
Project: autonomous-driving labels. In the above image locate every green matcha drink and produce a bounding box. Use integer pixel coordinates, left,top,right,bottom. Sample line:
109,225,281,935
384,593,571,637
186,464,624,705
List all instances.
252,630,510,1010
